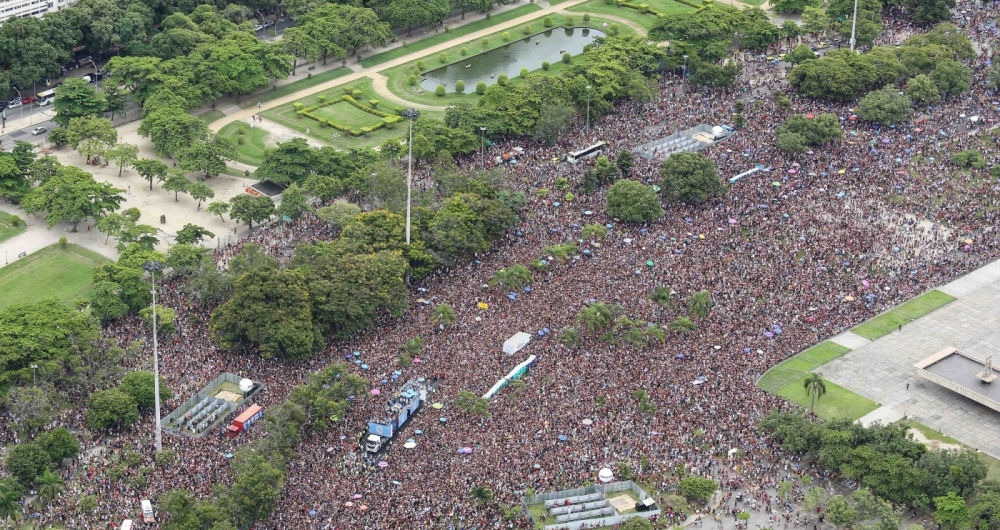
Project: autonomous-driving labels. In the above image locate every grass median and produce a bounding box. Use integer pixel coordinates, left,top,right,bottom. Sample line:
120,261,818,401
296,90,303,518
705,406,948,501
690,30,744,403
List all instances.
218,122,270,167
0,243,109,310
0,211,27,244
566,0,697,29
851,290,956,340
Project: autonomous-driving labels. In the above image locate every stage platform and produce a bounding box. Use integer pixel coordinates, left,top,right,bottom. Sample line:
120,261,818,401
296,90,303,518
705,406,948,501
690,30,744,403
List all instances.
915,348,1000,412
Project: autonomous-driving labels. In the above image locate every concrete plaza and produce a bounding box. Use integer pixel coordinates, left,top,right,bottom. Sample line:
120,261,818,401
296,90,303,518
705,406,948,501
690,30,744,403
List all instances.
820,259,1000,459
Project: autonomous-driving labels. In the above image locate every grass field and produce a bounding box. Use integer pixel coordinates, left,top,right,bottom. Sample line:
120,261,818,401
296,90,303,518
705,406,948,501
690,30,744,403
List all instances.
197,109,226,124
0,243,109,310
757,341,851,392
775,376,879,421
313,101,385,129
566,0,697,28
0,210,27,244
238,67,353,109
218,123,270,167
360,4,543,68
851,290,956,340
899,419,1000,480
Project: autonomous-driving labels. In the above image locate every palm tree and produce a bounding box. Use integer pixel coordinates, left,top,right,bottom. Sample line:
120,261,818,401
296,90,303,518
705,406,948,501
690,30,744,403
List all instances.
558,327,580,349
669,316,697,333
489,264,532,291
575,303,613,334
648,286,674,317
470,485,494,505
804,373,827,413
35,469,64,508
0,484,22,529
429,304,456,328
689,290,713,319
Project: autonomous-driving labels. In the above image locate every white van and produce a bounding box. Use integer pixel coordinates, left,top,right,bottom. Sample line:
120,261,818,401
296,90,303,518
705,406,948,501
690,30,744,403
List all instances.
140,499,155,522
120,520,133,530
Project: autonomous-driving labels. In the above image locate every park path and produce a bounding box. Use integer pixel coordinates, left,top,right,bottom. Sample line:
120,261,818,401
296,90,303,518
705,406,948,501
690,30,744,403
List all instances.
209,0,593,132
560,10,648,35
367,73,443,112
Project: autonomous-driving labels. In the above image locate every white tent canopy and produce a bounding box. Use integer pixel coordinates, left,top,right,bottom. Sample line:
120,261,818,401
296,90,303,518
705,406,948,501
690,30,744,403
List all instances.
503,332,532,355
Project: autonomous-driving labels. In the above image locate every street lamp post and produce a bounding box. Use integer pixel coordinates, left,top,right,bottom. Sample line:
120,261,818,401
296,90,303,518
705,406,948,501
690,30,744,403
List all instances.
585,85,592,133
682,55,688,79
30,364,37,386
142,261,164,453
849,0,859,52
479,126,486,169
401,109,420,245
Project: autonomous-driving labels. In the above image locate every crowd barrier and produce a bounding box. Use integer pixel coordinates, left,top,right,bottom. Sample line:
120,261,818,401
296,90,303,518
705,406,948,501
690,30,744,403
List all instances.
483,355,536,400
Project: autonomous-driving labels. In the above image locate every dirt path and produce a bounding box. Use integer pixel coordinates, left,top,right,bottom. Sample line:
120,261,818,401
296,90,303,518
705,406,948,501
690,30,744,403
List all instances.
249,117,329,148
562,11,648,35
908,428,964,451
367,73,443,112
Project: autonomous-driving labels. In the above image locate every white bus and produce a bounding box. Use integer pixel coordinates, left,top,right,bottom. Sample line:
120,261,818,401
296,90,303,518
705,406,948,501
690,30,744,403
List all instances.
36,88,56,100
566,141,606,164
140,499,155,522
120,520,133,530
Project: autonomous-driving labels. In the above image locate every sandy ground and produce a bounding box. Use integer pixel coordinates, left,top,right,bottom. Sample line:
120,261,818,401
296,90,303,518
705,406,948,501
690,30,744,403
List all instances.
907,428,964,451
249,116,328,148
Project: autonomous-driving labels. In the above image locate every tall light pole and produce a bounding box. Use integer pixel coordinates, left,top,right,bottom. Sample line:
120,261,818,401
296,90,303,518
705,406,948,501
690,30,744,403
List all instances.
402,109,420,245
143,261,164,453
585,85,592,133
30,364,37,386
682,55,688,78
849,0,859,52
479,126,486,169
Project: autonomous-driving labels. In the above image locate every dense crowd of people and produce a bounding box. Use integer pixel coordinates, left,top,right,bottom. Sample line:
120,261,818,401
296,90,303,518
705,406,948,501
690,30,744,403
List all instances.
9,5,1000,529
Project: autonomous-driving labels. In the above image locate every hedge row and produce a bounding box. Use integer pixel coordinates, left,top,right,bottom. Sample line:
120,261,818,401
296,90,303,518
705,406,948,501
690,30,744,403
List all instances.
617,0,704,16
342,95,399,121
295,94,400,137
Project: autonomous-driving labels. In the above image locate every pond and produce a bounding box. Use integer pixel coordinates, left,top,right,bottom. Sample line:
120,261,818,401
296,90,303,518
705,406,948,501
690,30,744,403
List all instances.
419,27,605,93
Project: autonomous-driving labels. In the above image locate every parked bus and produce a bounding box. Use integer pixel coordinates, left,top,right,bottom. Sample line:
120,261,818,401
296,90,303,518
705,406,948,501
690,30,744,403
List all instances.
566,141,606,164
36,88,56,100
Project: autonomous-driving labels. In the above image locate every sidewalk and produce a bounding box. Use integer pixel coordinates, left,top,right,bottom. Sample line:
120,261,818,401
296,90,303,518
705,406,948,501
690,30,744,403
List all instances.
0,202,118,271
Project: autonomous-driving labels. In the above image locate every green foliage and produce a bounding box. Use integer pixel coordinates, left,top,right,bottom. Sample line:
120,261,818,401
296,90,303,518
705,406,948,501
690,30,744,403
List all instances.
460,46,468,56
934,492,969,530
455,390,490,416
436,84,446,97
582,223,607,241
498,73,509,86
519,67,529,77
543,16,553,27
225,449,285,529
558,327,580,349
21,165,124,231
786,44,817,64
119,371,173,409
542,61,550,71
562,52,571,64
289,364,366,432
476,82,487,95
659,152,725,203
430,304,456,328
490,264,533,291
857,86,912,124
952,150,986,169
606,180,662,222
906,74,941,105
439,52,448,63
688,290,713,319
5,443,52,486
455,80,465,93
86,388,139,429
678,477,718,503
775,113,843,153
565,14,575,25
575,302,614,334
669,316,696,333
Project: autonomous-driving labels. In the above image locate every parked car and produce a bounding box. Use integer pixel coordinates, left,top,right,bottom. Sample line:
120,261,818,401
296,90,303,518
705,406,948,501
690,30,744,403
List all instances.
21,95,36,104
253,24,263,31
263,20,274,28
8,99,21,109
37,97,54,106
31,126,48,136
81,74,95,83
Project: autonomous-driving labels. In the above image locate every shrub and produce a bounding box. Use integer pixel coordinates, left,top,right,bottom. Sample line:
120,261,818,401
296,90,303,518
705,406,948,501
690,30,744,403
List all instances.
351,89,362,98
48,127,68,146
368,99,379,108
562,52,571,64
565,192,575,202
522,24,532,34
498,74,509,86
542,61,550,71
318,95,326,103
481,37,489,47
584,13,592,20
292,102,304,110
237,136,245,145
417,60,426,71
565,14,574,25
476,82,487,95
543,16,553,27
341,86,355,95
460,47,468,56
439,52,448,63
455,80,466,93
609,23,619,35
9,215,20,226
382,117,397,128
502,31,511,42
436,85,446,97
408,74,418,86
520,67,529,77
59,236,67,248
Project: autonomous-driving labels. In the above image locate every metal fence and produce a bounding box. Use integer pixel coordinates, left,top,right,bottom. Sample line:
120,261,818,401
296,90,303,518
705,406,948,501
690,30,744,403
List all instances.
522,481,661,530
162,372,264,438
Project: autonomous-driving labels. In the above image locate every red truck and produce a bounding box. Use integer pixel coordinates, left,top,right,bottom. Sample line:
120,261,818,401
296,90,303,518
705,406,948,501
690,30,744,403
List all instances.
226,405,264,438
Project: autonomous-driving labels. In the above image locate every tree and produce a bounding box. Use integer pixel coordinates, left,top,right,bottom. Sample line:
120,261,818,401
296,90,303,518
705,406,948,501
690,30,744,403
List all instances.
558,327,580,349
918,450,987,499
905,0,956,25
303,174,344,202
229,194,276,229
659,152,725,204
678,477,718,503
470,485,494,505
277,183,310,220
575,303,614,334
134,158,170,190
689,290,712,318
254,138,317,186
648,286,675,316
804,373,827,413
162,171,191,202
210,268,321,359
107,143,139,178
857,86,912,124
616,150,635,178
931,59,973,99
621,518,654,530
935,492,970,530
605,180,662,222
5,386,54,433
65,116,118,162
780,20,804,40
34,469,64,507
21,166,124,231
52,77,107,127
489,264,532,291
775,113,843,153
970,492,1000,530
315,202,361,232
175,224,215,245
772,0,820,14
161,489,233,530
119,371,172,409
669,316,696,333
801,6,830,34
786,44,817,64
226,449,285,529
86,388,139,429
827,495,859,529
5,443,52,486
36,427,80,463
532,103,575,146
454,390,490,416
0,478,24,527
582,223,608,241
138,108,209,158
207,201,230,223
177,135,236,179
186,181,215,211
906,74,941,106
0,156,28,201
430,303,456,328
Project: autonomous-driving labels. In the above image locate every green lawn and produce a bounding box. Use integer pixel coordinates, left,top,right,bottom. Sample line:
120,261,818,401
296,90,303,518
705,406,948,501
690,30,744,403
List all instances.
218,122,270,167
197,109,226,124
313,101,386,129
757,341,851,392
899,419,1000,481
738,0,767,5
851,290,956,340
775,376,879,421
260,77,428,150
360,4,544,68
0,210,27,244
567,0,697,29
238,67,353,109
0,243,109,310
382,17,633,109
